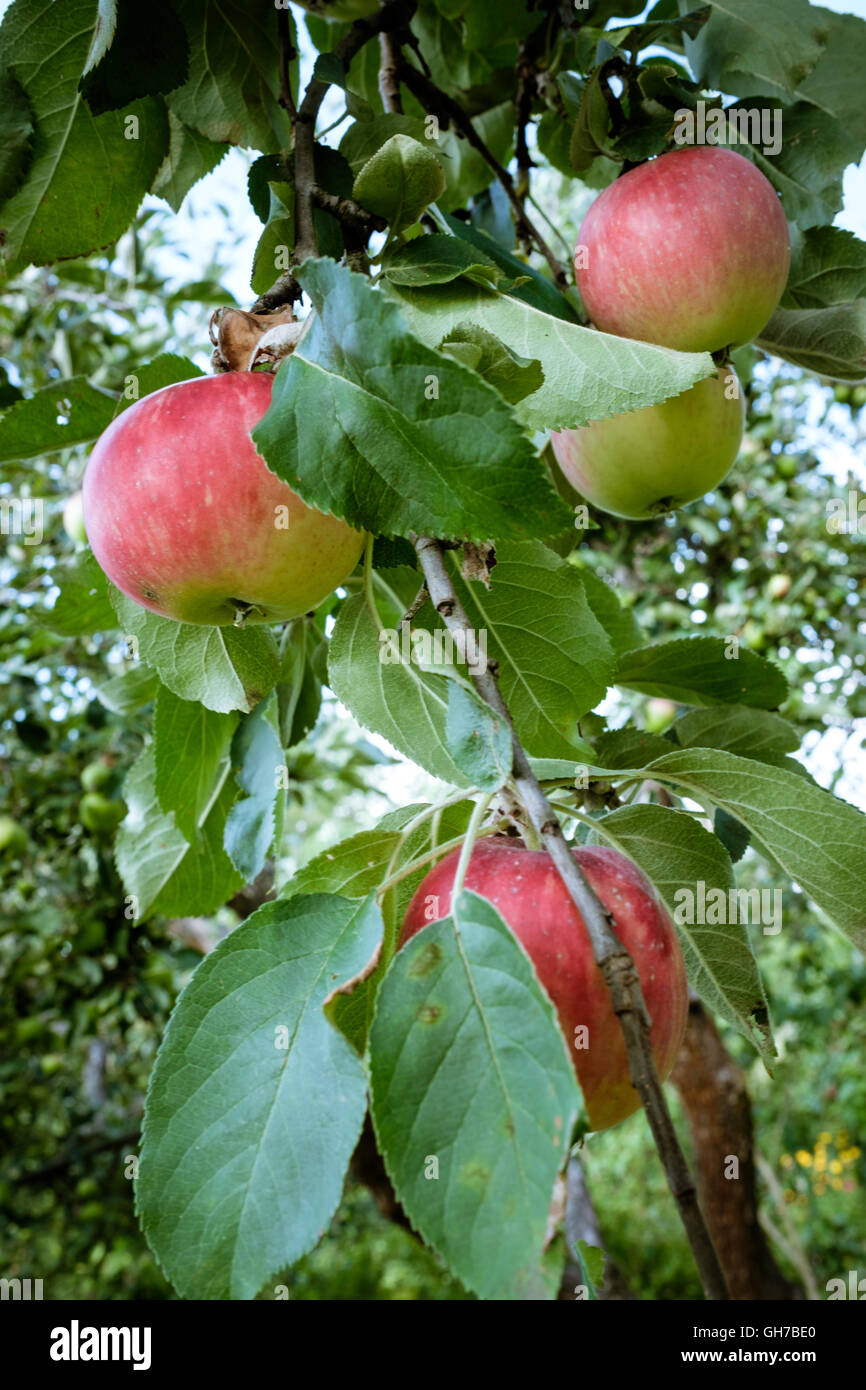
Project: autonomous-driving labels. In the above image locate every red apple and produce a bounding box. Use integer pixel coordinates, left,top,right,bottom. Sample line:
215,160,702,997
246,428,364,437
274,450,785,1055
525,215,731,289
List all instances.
399,837,688,1131
576,147,791,353
551,367,745,519
82,373,365,626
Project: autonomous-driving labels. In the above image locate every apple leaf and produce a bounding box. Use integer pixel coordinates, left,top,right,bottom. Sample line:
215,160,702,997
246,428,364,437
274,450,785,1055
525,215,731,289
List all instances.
0,376,116,461
680,0,825,102
572,562,643,659
0,65,34,205
445,681,513,792
0,0,169,277
782,227,866,312
327,587,473,787
450,541,615,759
353,134,445,231
590,804,774,1060
151,113,227,213
137,893,381,1299
370,891,582,1301
114,354,205,415
647,748,866,952
44,553,117,637
153,686,238,842
438,214,580,323
615,636,788,709
166,0,291,153
223,701,285,882
752,102,861,231
381,235,505,290
116,748,244,920
593,728,677,770
110,591,281,715
436,103,516,216
79,0,189,113
672,705,800,759
340,114,429,175
254,259,572,544
757,302,866,382
796,7,866,146
387,275,718,435
95,666,160,718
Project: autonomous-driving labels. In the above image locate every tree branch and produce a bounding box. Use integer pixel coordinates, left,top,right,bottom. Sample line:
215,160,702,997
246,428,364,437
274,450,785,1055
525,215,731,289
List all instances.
252,0,419,312
396,62,570,290
412,534,730,1302
379,31,404,113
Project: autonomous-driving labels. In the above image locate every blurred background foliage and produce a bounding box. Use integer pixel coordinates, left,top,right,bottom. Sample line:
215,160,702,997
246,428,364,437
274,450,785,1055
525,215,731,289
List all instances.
1,192,864,1299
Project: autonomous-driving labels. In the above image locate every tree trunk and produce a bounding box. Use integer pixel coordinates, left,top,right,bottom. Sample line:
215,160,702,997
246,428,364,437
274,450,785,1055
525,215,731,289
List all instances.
672,1000,800,1300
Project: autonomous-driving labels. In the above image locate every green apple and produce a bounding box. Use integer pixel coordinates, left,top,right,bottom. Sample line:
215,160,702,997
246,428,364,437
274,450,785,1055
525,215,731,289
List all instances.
63,491,88,545
80,760,113,793
0,815,27,854
551,368,745,520
79,792,126,834
645,698,676,733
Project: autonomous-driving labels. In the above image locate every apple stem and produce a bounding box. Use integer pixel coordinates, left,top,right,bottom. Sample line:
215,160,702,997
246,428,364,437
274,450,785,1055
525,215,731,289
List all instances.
412,533,730,1302
450,793,495,904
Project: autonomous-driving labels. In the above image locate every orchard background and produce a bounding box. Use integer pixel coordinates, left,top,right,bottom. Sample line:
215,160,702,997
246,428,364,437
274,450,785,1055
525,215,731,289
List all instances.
0,0,865,1302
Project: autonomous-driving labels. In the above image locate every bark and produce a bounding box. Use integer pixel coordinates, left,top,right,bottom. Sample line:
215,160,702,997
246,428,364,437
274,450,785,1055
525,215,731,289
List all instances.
672,1000,800,1300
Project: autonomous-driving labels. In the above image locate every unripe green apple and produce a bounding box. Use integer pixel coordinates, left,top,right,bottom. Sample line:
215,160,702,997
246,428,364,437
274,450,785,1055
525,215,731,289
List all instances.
0,815,27,854
767,573,791,601
645,698,676,733
82,373,366,626
63,491,88,545
81,759,113,793
551,368,745,520
575,146,791,353
400,838,688,1131
79,792,126,834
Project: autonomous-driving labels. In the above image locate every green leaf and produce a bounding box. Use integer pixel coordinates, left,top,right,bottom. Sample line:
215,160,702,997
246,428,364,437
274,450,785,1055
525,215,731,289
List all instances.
44,552,116,636
110,591,280,715
647,747,866,952
388,276,718,435
253,259,572,543
151,112,227,212
340,114,429,175
369,891,581,1300
572,563,642,659
137,893,381,1298
1,0,169,276
673,705,800,760
167,0,290,153
327,588,473,787
757,302,866,382
783,226,866,311
450,541,615,759
114,354,204,413
115,748,243,919
381,234,504,290
153,686,238,841
680,0,825,101
590,804,773,1058
797,7,866,146
353,134,445,231
439,214,580,323
445,681,512,791
437,322,543,404
753,102,860,231
593,728,677,770
615,637,788,709
95,666,159,717
437,103,515,215
0,64,34,204
0,377,116,461
224,702,284,880
79,0,189,113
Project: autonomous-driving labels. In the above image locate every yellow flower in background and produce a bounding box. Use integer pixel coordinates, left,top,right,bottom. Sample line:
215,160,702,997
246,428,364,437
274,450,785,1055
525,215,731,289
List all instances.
780,1154,793,1169
796,1150,812,1167
830,1160,843,1174
819,1131,832,1144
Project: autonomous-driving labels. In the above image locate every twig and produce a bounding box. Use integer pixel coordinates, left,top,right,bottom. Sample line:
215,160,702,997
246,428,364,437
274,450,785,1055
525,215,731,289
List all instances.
396,62,570,290
515,45,536,203
400,583,429,625
276,6,298,119
311,186,387,237
252,0,419,312
412,534,729,1302
379,31,404,113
